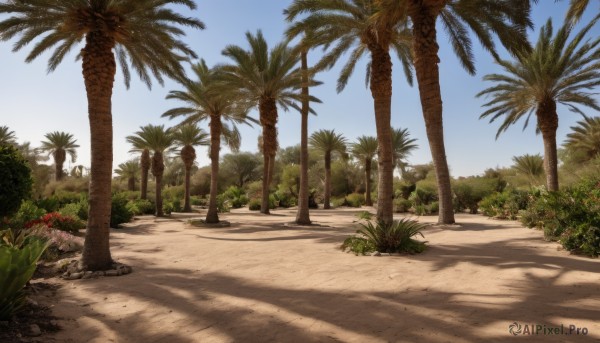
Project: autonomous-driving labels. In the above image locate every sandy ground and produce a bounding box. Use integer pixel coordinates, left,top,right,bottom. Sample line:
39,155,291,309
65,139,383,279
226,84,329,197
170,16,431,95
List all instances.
36,208,599,343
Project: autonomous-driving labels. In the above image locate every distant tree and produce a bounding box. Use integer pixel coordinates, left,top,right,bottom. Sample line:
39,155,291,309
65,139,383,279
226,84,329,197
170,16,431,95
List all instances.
351,136,379,206
512,154,544,186
220,152,263,188
114,159,140,192
310,130,347,209
38,131,79,181
172,125,209,212
0,126,17,146
0,145,32,218
478,18,600,191
391,128,418,174
563,116,600,162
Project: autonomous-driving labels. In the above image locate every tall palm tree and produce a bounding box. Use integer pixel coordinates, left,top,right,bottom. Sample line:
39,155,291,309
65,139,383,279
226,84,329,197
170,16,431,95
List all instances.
0,126,17,146
0,1,203,270
126,125,175,217
564,116,600,162
296,41,314,225
351,136,379,206
512,154,544,186
376,0,531,224
172,125,209,212
219,30,320,214
285,0,413,225
114,159,140,192
38,131,79,181
163,60,254,223
309,129,347,209
478,18,600,191
391,127,418,174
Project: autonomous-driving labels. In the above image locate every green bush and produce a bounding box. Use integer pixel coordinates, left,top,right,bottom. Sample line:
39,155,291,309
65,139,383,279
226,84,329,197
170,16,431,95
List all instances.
393,198,412,213
453,177,502,214
126,199,154,215
345,193,365,208
162,186,185,202
0,145,32,218
24,212,85,234
479,189,530,220
409,187,437,206
190,195,207,206
59,201,89,221
248,199,261,211
0,238,49,320
330,197,346,208
274,191,296,208
111,193,133,228
162,202,174,215
221,186,249,209
6,201,46,229
342,218,428,255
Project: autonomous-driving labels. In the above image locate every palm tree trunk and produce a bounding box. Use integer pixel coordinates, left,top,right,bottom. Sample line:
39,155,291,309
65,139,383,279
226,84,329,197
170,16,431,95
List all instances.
259,98,278,214
183,166,192,212
80,31,115,271
296,50,311,224
54,150,65,181
365,158,373,206
141,149,150,200
368,42,394,225
206,115,222,223
128,177,135,192
152,152,165,217
324,151,332,209
409,3,455,224
537,99,559,191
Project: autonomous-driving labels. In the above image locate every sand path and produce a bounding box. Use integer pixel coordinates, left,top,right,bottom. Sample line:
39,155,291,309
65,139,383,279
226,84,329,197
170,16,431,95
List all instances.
40,208,599,342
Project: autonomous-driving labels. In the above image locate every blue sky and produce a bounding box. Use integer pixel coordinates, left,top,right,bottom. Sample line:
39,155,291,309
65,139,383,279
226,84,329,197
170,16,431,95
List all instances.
1,1,599,177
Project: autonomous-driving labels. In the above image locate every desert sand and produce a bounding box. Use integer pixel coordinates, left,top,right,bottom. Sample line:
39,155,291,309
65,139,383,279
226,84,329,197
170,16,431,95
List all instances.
36,208,599,342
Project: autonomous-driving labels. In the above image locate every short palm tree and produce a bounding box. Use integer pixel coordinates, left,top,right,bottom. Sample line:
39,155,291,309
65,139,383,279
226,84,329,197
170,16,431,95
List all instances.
38,131,79,181
286,0,413,225
219,30,320,214
512,154,544,186
114,159,140,192
0,0,203,270
309,129,347,209
126,139,151,200
163,60,255,222
392,127,418,174
564,116,600,161
172,125,209,212
0,126,17,146
376,0,531,224
478,18,600,191
126,125,175,217
351,136,379,206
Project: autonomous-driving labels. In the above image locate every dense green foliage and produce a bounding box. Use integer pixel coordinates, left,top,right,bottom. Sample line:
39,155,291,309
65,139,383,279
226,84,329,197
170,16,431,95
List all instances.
111,193,134,228
342,219,428,255
0,145,32,218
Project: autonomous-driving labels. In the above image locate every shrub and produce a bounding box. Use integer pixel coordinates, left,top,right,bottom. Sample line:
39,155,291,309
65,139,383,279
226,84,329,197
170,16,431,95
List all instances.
221,186,249,209
59,200,89,221
274,191,296,208
355,211,373,221
0,238,49,320
163,186,185,202
393,198,412,213
111,193,133,228
345,193,365,208
25,212,85,234
330,197,346,208
6,201,46,229
409,187,437,206
162,202,174,215
190,195,207,206
248,199,261,211
126,199,154,215
452,177,501,214
0,145,32,218
29,225,83,260
479,189,530,220
342,218,428,255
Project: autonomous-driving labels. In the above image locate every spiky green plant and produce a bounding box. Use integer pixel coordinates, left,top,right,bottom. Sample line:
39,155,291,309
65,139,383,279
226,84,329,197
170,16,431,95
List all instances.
342,218,428,255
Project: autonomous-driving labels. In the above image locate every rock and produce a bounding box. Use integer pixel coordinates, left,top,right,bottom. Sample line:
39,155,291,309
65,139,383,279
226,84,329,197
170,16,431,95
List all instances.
380,253,390,256
82,271,94,279
373,251,381,256
28,324,42,337
65,272,82,280
92,271,105,277
105,270,119,277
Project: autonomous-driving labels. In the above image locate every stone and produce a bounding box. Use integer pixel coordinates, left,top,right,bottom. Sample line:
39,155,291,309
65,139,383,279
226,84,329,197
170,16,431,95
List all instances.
373,251,381,256
380,253,390,256
105,270,119,277
82,271,94,279
28,324,42,337
92,271,105,277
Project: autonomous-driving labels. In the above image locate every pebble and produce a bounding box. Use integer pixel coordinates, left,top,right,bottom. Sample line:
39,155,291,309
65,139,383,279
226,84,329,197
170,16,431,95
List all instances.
28,324,42,337
373,251,382,256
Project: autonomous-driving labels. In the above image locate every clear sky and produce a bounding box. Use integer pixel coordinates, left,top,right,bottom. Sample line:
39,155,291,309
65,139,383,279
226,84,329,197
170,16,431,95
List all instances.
1,1,599,177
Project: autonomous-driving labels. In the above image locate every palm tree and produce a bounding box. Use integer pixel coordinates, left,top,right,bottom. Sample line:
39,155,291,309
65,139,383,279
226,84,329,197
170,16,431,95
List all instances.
0,1,203,270
163,60,254,223
285,0,413,225
296,42,313,225
126,125,175,217
219,30,320,214
478,18,600,192
564,116,600,162
375,0,531,224
172,125,209,212
114,159,140,192
391,127,418,174
38,131,79,181
126,138,151,200
512,154,544,186
351,136,379,206
309,130,347,209
0,126,17,146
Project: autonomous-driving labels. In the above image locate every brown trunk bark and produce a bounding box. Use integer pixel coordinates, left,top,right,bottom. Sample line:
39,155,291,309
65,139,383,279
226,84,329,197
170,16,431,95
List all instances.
365,158,373,206
183,166,192,212
140,149,150,200
296,50,312,224
128,177,135,192
536,99,559,191
368,38,394,224
152,152,165,217
80,31,115,271
259,98,278,214
181,145,196,213
409,2,455,224
324,151,332,209
206,115,222,223
54,149,65,181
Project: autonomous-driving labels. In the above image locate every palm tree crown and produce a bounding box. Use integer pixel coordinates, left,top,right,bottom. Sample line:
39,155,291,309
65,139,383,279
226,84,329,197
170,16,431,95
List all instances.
478,18,600,191
0,126,17,146
309,130,347,157
512,154,544,184
114,159,140,191
38,131,79,181
391,127,417,173
564,116,600,161
351,135,378,206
